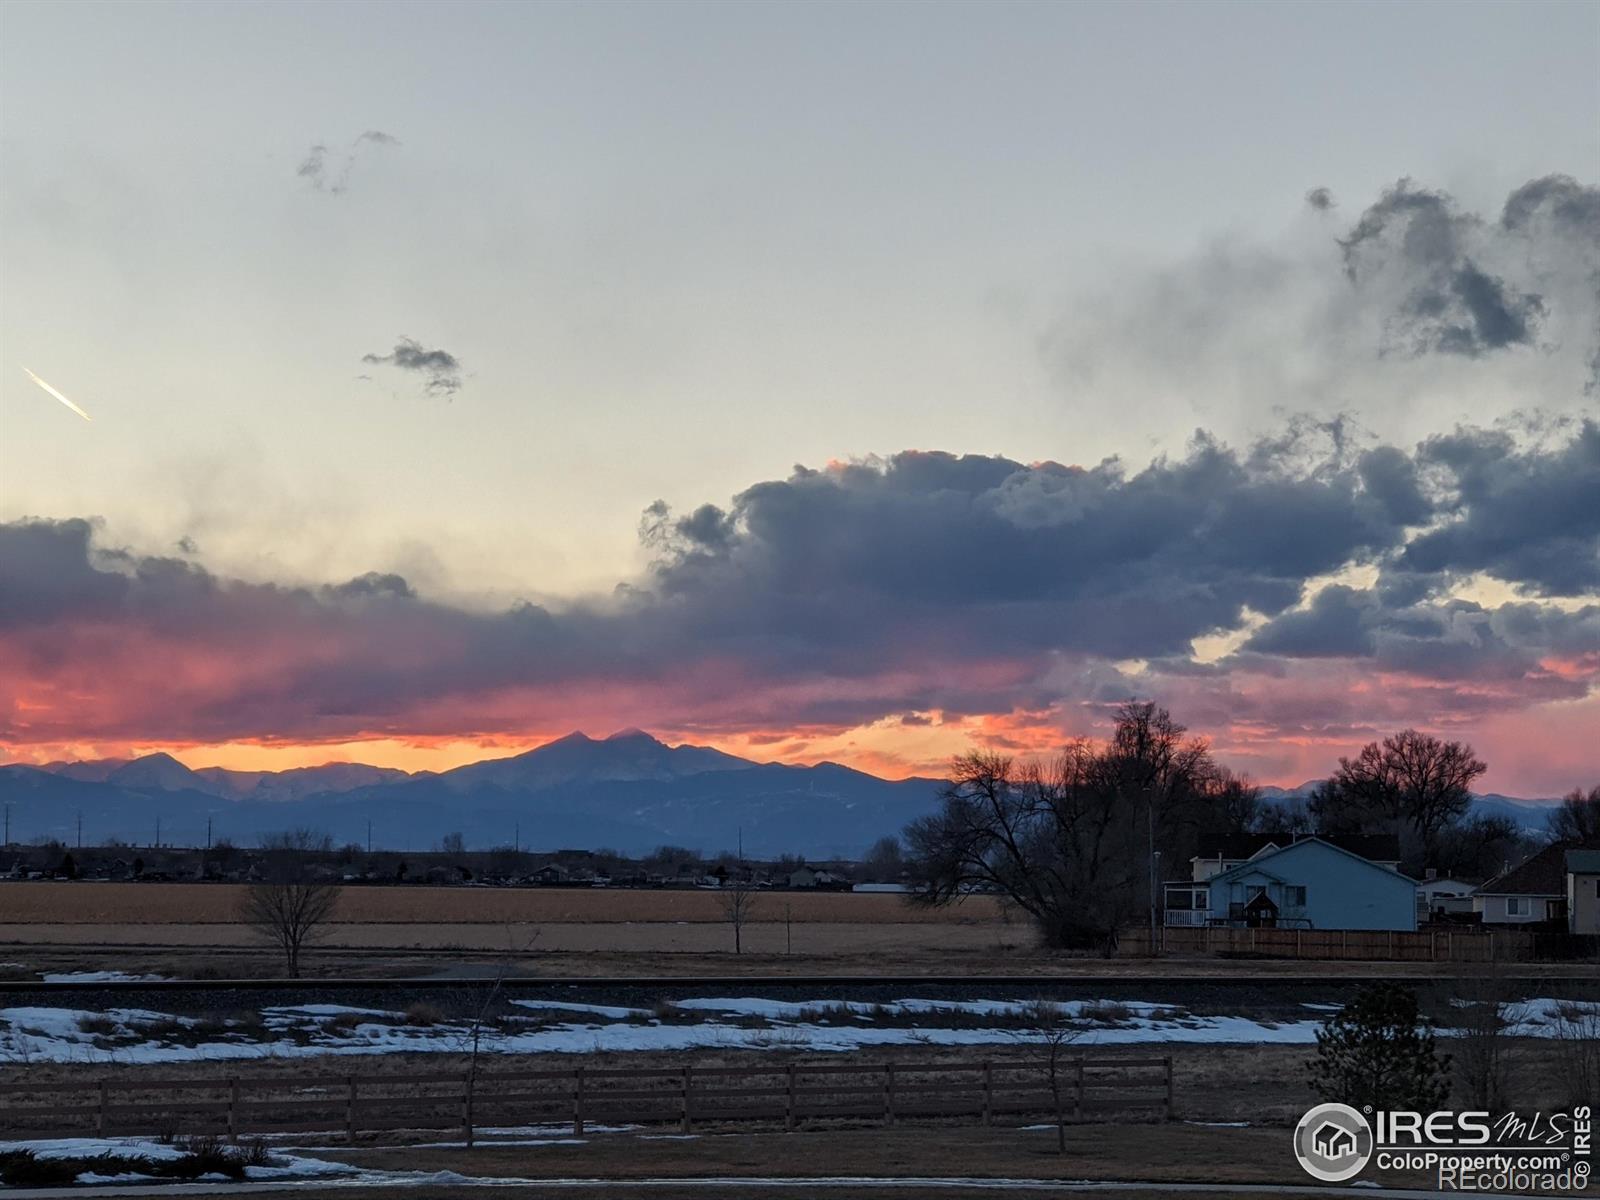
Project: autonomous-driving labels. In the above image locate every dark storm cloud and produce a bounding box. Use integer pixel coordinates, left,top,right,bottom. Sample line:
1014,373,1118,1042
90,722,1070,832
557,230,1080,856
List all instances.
3,420,1596,745
298,130,401,194
1245,586,1597,695
631,431,1425,672
1305,187,1335,212
1341,178,1545,358
1244,584,1374,657
0,518,126,628
361,337,463,396
1402,419,1600,595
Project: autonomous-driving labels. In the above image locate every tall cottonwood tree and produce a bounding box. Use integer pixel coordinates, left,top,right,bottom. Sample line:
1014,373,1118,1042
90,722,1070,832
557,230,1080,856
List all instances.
1310,729,1487,866
904,702,1217,952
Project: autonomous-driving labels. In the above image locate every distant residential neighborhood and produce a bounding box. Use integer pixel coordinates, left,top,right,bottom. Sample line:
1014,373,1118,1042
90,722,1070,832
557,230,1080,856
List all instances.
0,839,888,894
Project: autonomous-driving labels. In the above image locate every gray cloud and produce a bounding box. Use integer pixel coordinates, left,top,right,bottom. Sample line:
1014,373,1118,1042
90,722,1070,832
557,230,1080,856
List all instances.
298,130,401,194
1045,174,1600,442
3,420,1595,746
1306,187,1335,212
1340,179,1545,358
361,337,463,396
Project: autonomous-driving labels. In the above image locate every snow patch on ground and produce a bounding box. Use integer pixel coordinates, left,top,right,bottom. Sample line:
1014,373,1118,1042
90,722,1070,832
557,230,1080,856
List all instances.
511,999,650,1020
262,1003,400,1019
3,996,1592,1067
39,971,167,984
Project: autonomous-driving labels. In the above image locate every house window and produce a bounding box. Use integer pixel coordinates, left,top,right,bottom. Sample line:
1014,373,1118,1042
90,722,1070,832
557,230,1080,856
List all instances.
1246,885,1266,900
1506,897,1527,916
1285,886,1307,907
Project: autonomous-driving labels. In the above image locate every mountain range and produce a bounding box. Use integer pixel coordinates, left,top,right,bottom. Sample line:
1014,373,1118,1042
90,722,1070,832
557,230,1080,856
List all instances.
0,731,1559,858
0,731,944,857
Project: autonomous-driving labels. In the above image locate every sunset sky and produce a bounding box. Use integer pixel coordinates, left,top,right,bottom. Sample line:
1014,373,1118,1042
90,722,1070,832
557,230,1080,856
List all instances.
2,1,1597,795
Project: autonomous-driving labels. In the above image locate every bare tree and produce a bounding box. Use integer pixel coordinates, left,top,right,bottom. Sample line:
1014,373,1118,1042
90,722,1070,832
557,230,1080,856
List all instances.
1255,796,1314,838
240,856,340,977
1202,767,1262,839
1011,999,1085,1153
1549,1000,1600,1110
905,703,1216,952
1452,964,1527,1111
718,877,761,954
1431,814,1527,881
1312,730,1487,865
861,835,904,882
1549,784,1600,844
456,924,539,1147
257,828,333,854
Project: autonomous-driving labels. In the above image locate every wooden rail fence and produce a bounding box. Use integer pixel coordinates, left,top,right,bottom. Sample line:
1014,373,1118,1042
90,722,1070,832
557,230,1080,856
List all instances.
0,1057,1174,1142
1121,925,1590,962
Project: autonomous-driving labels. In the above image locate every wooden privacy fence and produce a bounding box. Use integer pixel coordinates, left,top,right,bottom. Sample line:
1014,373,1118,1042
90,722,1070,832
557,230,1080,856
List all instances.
0,1057,1174,1142
1121,925,1570,962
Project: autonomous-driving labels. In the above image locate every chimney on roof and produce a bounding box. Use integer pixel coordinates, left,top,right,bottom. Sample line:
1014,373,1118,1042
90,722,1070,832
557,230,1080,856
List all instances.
1425,867,1437,880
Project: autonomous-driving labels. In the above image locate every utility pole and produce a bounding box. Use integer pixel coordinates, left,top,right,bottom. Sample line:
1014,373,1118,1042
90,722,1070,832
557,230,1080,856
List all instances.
76,810,83,849
155,815,161,850
3,802,9,847
367,820,373,855
1147,792,1157,956
514,821,519,855
206,816,212,852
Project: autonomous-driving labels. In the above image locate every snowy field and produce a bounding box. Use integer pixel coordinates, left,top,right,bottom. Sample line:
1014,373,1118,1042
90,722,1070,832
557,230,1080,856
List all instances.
0,995,1593,1066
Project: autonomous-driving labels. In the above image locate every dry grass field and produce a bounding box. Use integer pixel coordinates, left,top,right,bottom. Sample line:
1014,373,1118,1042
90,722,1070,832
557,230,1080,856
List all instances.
2,882,1595,978
0,881,1026,976
308,1122,1444,1191
0,883,1004,926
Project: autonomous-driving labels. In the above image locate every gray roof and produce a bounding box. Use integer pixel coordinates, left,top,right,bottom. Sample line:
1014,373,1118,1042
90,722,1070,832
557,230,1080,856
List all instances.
1566,849,1600,875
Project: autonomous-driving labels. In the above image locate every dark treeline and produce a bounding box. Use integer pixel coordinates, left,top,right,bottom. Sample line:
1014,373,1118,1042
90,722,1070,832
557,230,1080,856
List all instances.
0,830,895,890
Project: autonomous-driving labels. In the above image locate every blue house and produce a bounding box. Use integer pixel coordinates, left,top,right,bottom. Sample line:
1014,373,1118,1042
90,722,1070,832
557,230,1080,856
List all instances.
1204,837,1416,931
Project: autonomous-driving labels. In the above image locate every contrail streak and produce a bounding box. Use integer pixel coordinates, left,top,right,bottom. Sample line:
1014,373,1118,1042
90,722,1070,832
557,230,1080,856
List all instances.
21,367,93,421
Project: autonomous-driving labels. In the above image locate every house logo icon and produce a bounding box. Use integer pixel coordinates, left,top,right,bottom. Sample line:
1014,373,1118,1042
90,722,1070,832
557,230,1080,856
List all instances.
1313,1121,1355,1158
1293,1103,1373,1182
